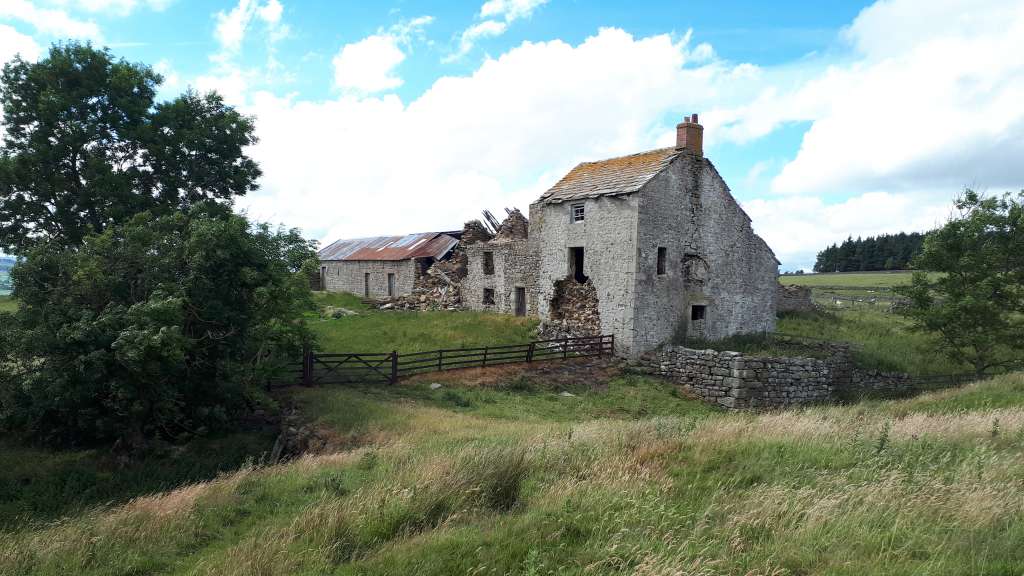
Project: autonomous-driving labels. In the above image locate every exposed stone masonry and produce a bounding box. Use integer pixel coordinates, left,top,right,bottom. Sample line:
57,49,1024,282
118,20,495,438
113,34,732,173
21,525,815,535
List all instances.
775,283,815,313
538,278,601,339
638,337,919,409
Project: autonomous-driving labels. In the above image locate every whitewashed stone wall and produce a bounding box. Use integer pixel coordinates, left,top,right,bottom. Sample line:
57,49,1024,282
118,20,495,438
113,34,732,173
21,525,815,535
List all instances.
320,259,417,298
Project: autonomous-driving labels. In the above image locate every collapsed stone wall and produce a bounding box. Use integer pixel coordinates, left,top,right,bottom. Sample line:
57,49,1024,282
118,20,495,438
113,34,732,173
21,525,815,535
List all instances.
775,284,815,313
538,279,601,339
637,337,919,409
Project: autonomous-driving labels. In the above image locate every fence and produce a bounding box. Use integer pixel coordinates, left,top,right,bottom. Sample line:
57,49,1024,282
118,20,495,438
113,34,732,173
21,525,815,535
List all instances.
283,334,614,387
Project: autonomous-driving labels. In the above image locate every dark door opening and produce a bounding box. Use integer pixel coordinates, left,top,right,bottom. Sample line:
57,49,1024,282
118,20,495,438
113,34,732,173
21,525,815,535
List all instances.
691,305,706,321
364,273,370,297
569,247,588,283
514,287,526,316
387,273,395,297
320,266,327,291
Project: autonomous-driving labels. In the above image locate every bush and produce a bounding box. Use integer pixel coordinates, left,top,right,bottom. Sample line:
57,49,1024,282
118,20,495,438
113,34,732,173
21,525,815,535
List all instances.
0,205,315,448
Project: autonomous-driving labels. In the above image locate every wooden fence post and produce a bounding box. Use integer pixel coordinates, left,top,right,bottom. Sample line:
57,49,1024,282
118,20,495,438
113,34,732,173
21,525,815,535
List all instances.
563,337,569,359
482,346,489,368
390,350,398,385
527,342,535,363
302,347,313,387
438,349,443,371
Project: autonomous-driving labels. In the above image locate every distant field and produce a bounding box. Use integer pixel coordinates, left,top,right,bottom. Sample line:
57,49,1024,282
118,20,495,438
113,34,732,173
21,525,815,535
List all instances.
779,270,920,288
0,295,15,313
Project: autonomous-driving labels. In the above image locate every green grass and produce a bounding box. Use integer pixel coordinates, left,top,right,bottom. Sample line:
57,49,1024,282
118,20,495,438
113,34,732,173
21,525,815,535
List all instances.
777,308,968,375
0,295,14,313
4,371,1024,575
0,430,276,531
309,292,538,353
779,270,923,288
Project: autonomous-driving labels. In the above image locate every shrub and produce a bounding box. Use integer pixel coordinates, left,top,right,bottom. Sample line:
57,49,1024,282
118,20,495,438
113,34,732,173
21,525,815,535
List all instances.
0,205,315,448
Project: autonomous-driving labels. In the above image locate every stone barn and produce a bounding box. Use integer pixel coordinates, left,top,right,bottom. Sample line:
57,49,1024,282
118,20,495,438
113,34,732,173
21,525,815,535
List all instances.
465,114,779,356
318,232,460,299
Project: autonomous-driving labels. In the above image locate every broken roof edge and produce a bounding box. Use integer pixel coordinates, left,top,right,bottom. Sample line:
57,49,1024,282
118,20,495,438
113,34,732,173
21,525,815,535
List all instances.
318,231,460,262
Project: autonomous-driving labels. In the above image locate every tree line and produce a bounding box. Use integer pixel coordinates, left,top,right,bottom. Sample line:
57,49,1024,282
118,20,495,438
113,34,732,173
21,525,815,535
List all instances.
813,232,926,272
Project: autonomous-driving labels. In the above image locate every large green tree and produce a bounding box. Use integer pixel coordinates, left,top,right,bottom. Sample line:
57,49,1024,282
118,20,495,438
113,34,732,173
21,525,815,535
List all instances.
898,190,1024,376
0,204,315,448
0,42,260,253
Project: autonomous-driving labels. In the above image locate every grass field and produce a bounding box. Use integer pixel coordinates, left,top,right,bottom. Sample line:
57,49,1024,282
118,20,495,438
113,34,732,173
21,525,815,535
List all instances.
779,270,922,288
4,370,1023,575
309,292,539,353
0,295,14,313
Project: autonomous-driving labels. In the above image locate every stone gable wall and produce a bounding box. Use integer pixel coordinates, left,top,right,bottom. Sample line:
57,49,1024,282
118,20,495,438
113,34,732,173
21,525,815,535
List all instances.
463,238,537,316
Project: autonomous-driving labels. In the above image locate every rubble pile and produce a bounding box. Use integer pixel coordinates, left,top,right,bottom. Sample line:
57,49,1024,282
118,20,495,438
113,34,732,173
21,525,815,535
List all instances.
461,219,494,245
494,209,528,241
538,278,601,339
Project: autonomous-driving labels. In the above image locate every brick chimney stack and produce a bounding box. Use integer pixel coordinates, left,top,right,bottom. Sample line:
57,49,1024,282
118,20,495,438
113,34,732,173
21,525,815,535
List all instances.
675,113,703,157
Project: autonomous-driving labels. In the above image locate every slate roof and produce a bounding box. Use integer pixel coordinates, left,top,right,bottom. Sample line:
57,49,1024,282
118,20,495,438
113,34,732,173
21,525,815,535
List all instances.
318,232,459,262
536,147,682,205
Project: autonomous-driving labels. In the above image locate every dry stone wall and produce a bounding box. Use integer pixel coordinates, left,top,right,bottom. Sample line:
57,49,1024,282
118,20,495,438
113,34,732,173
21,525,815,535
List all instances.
775,284,815,313
321,259,416,298
638,337,920,409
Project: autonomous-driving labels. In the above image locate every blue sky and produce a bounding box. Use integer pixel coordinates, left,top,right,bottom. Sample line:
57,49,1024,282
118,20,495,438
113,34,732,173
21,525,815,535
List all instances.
2,0,1023,270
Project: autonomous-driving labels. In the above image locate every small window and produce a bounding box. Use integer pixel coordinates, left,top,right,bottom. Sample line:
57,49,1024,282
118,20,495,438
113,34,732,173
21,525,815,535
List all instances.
571,203,585,222
691,305,706,321
482,288,495,305
657,247,667,275
483,251,495,275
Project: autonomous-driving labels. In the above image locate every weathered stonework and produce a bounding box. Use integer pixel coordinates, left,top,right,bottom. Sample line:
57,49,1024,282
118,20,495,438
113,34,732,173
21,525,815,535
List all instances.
320,259,417,298
775,284,815,313
463,237,537,316
638,338,921,409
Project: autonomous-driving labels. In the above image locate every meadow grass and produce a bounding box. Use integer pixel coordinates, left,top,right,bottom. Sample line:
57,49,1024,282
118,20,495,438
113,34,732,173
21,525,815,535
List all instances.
0,295,15,313
777,308,968,375
3,372,1024,575
308,292,538,353
778,270,927,288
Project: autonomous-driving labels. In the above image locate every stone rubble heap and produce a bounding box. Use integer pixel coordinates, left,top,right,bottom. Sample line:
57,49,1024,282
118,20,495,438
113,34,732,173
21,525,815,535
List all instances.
538,278,601,340
774,283,815,313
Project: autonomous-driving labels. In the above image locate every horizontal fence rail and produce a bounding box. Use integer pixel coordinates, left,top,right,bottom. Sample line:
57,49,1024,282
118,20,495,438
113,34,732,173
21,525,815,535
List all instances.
275,334,614,387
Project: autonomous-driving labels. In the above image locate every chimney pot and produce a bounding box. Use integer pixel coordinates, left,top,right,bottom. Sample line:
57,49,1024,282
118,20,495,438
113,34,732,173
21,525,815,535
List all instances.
676,113,704,156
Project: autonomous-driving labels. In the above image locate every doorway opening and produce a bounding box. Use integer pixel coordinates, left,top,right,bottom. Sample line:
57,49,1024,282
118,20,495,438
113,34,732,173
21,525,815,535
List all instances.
568,247,587,283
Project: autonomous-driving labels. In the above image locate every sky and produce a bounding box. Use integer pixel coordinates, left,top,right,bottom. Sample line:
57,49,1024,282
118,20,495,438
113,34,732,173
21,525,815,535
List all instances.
1,0,1023,271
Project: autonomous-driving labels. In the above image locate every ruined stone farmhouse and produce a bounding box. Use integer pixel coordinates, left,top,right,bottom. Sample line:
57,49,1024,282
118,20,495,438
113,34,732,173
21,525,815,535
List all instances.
319,114,780,357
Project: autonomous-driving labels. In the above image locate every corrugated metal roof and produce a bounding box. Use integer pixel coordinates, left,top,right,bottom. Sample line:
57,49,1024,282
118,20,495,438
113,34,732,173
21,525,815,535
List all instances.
318,232,459,262
536,147,681,205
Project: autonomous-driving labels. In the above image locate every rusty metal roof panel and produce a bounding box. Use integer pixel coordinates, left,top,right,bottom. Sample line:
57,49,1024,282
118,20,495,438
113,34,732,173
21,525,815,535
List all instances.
318,232,458,262
536,147,681,205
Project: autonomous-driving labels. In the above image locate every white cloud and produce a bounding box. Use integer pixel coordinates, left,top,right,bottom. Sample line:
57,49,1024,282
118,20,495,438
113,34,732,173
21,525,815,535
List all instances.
213,0,286,56
449,0,548,61
743,191,953,271
0,0,101,40
237,28,725,244
48,0,174,16
332,35,407,93
331,16,433,94
710,0,1024,198
0,24,41,64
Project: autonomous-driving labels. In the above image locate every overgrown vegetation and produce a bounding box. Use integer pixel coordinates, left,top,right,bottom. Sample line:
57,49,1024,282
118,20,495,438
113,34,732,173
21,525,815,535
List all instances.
3,372,1024,574
898,190,1024,376
0,206,315,449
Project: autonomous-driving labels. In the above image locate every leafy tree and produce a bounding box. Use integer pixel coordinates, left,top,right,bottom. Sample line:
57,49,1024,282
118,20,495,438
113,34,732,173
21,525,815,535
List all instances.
0,42,260,254
0,205,314,448
897,190,1024,376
